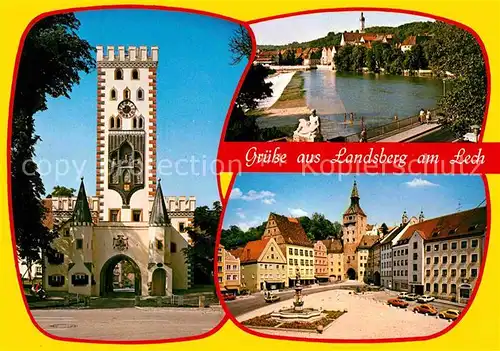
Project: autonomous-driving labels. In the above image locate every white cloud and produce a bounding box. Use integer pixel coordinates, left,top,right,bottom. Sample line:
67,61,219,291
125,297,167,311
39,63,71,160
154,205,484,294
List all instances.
405,178,439,188
230,188,276,204
262,198,276,205
230,187,243,199
235,208,246,219
235,218,262,231
288,208,308,217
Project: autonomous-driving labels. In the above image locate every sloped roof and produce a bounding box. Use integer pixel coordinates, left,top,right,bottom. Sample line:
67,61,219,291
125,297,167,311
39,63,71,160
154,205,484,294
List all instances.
72,178,92,225
232,238,271,264
271,213,314,247
402,35,417,46
344,181,366,217
357,235,380,250
379,224,406,245
149,181,170,226
322,238,343,253
396,207,487,245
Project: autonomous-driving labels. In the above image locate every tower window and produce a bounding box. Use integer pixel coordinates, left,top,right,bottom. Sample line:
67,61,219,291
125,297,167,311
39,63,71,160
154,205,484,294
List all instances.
131,69,139,80
132,209,141,222
123,88,130,100
137,88,144,100
138,117,144,129
116,117,121,129
115,68,123,80
110,88,117,101
171,242,177,253
179,222,186,233
110,116,115,129
133,117,137,129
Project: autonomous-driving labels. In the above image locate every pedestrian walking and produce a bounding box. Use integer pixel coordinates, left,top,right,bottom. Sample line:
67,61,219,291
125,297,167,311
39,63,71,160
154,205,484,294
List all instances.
419,108,425,124
426,110,431,124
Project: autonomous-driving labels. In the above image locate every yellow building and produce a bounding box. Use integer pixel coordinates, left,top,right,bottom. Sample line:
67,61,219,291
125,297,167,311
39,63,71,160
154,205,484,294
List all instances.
231,237,286,292
217,245,240,294
356,235,380,283
262,213,315,286
322,238,344,281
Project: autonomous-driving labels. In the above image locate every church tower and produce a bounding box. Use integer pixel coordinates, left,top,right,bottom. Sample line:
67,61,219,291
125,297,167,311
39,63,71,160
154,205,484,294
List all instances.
95,46,158,222
360,12,366,33
342,180,367,279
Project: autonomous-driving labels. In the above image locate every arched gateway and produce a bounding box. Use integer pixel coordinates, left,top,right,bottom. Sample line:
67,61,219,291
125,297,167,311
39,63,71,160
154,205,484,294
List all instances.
100,254,142,296
347,268,356,280
42,46,194,297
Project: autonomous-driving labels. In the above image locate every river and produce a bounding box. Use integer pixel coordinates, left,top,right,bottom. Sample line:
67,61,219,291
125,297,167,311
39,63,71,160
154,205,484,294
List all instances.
257,70,443,137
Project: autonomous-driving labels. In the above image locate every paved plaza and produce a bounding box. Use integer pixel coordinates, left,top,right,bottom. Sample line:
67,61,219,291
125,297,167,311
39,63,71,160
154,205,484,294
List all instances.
237,289,452,340
32,307,224,341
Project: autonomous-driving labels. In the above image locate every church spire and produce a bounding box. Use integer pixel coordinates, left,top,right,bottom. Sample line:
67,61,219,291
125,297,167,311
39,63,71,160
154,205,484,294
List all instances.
351,179,360,200
72,178,92,225
149,179,170,226
344,179,366,217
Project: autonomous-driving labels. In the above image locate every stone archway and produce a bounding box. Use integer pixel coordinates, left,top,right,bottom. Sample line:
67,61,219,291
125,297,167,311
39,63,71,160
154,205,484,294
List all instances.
374,271,381,286
100,254,142,296
347,268,356,280
151,268,167,296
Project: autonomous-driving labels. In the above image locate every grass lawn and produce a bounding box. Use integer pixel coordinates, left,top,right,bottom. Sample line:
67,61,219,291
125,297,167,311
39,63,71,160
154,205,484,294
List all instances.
270,72,306,109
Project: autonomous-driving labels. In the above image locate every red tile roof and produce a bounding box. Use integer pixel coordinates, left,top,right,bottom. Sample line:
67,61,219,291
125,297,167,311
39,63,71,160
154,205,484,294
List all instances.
231,238,271,264
270,213,314,247
402,36,417,46
396,207,487,245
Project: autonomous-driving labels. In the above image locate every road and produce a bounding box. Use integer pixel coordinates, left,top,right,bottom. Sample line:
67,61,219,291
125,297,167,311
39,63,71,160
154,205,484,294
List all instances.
227,285,464,317
32,307,224,341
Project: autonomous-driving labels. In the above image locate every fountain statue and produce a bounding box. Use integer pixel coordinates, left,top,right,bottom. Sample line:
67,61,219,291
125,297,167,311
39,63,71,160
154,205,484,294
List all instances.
293,109,320,142
271,268,321,320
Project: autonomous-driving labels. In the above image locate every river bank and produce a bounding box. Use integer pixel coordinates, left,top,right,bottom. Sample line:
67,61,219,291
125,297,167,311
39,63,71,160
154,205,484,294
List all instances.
257,71,310,117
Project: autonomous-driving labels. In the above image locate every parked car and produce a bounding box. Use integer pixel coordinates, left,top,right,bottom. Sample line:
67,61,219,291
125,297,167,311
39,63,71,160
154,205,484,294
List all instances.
413,304,438,315
398,292,409,299
417,295,435,303
388,298,409,308
405,293,419,301
438,309,461,320
222,293,236,301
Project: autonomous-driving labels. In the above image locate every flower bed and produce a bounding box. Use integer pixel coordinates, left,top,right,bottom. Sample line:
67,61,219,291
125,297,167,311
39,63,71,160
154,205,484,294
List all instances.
241,310,345,331
278,310,345,330
242,313,281,328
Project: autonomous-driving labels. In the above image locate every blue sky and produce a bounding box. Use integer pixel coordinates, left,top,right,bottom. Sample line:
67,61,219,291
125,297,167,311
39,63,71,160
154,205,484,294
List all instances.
224,174,486,231
32,9,247,206
252,11,434,45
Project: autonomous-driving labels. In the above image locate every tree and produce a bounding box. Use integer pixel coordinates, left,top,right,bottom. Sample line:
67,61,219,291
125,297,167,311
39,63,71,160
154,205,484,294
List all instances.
300,213,341,241
225,25,273,141
220,221,266,249
229,25,252,65
51,185,76,197
183,202,222,285
424,22,486,135
12,13,94,266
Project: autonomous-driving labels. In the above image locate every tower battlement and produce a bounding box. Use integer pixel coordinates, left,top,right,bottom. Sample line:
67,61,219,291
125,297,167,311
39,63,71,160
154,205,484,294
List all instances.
96,45,158,62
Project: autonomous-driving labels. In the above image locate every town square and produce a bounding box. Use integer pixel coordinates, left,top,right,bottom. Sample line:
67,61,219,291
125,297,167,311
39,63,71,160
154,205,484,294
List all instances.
220,174,487,339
